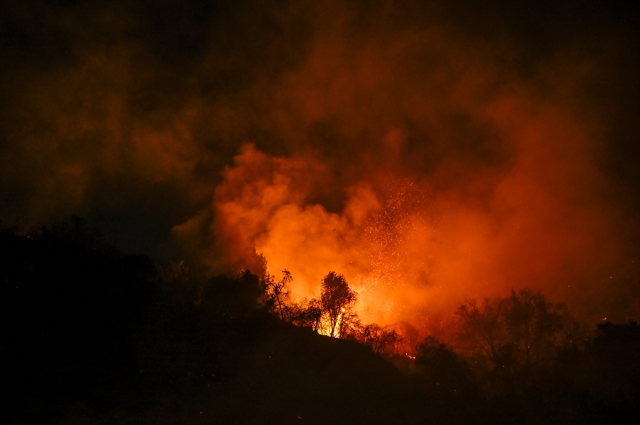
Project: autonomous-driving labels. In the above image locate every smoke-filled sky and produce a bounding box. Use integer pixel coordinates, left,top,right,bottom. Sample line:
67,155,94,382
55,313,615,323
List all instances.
2,0,640,325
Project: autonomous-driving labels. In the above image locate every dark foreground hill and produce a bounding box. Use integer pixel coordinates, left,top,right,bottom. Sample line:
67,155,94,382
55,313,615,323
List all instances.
0,220,469,424
1,219,639,424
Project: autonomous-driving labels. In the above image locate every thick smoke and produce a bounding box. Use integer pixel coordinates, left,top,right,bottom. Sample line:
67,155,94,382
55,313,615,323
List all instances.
1,1,639,324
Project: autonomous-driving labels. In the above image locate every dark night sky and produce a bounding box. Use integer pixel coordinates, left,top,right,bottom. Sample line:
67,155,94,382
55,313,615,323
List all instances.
1,0,640,321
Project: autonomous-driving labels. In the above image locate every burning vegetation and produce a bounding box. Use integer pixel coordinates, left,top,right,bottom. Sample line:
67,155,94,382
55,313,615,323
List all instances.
248,258,588,366
261,267,402,347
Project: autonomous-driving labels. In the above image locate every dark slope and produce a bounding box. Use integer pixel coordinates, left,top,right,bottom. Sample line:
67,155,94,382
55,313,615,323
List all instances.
0,222,470,425
2,221,639,425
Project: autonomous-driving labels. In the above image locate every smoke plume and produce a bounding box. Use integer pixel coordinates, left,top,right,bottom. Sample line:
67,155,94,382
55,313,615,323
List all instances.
2,0,639,325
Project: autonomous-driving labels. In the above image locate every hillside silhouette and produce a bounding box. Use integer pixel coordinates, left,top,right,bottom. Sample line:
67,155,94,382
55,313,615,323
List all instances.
1,218,639,424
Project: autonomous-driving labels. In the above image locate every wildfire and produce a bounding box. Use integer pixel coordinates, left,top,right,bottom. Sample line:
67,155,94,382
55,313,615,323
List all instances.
176,93,629,330
319,308,346,338
351,180,430,324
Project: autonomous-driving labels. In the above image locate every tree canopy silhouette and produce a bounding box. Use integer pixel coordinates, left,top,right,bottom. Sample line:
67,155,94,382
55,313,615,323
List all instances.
320,271,357,338
415,336,474,392
456,289,569,374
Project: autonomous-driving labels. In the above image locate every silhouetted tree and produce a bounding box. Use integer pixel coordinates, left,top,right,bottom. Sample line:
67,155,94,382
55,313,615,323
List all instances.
456,297,503,364
261,270,293,320
585,320,640,400
289,298,323,331
415,337,473,391
501,289,565,368
456,289,568,374
200,270,263,317
557,313,591,351
337,308,362,339
357,324,404,354
320,271,357,337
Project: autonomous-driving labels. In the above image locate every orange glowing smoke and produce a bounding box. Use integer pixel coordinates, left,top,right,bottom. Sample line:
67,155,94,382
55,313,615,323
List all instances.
170,7,635,329
174,95,622,329
3,1,638,334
